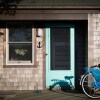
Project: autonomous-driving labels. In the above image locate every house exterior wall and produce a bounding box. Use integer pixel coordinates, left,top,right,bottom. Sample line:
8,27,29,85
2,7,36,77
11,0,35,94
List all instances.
0,12,100,90
88,14,100,66
0,28,45,90
0,10,87,90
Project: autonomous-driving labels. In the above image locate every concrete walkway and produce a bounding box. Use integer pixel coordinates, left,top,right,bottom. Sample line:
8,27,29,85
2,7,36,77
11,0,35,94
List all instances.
0,90,95,100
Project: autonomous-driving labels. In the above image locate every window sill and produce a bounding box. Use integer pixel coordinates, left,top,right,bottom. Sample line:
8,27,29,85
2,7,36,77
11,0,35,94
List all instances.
3,65,37,68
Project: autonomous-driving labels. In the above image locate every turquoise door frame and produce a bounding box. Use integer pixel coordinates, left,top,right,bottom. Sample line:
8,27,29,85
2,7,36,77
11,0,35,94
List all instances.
46,26,75,89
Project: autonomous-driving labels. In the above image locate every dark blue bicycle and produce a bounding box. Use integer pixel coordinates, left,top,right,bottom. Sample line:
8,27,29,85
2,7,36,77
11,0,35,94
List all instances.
80,64,100,99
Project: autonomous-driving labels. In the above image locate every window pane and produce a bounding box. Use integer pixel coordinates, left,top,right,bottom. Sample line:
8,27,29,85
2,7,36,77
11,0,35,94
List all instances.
51,27,70,70
8,23,32,42
9,44,32,62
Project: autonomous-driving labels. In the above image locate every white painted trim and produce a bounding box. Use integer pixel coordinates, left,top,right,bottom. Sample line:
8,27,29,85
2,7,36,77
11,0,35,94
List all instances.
6,24,34,65
6,28,9,65
32,28,34,65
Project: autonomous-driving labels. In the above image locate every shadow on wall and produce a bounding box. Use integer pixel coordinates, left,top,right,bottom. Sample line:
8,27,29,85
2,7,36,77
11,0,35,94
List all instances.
49,76,74,92
0,0,23,15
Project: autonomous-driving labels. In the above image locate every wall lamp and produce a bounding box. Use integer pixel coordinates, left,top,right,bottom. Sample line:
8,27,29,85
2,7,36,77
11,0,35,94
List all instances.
0,29,4,35
36,28,43,37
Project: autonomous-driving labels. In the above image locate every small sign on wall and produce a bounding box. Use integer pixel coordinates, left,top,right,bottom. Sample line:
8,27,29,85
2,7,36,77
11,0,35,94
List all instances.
37,42,42,48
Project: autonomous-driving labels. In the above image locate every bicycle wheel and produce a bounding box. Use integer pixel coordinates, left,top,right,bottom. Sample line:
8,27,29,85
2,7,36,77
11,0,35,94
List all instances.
82,73,100,99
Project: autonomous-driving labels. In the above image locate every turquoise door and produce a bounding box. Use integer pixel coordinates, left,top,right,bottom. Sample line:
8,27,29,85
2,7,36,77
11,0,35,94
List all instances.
46,25,75,89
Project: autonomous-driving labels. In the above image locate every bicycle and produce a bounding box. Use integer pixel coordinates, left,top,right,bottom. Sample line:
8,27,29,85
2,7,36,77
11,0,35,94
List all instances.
80,64,100,99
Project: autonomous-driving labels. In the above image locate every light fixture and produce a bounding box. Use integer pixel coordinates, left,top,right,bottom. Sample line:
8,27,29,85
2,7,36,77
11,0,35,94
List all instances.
0,29,4,35
36,28,43,37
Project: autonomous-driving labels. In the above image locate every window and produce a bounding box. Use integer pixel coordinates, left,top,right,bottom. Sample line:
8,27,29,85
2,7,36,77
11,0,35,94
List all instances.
6,22,34,65
51,27,70,70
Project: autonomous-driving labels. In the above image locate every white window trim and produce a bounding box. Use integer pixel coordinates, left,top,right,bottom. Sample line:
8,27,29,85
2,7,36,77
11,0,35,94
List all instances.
6,26,34,65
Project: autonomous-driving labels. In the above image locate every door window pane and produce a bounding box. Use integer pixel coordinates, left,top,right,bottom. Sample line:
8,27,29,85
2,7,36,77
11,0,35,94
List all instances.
51,27,70,70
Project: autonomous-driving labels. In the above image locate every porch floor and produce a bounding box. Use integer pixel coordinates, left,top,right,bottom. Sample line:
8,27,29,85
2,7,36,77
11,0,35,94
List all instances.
0,90,89,100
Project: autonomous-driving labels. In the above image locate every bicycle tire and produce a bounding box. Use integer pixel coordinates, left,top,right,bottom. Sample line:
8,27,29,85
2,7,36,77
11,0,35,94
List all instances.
82,73,100,99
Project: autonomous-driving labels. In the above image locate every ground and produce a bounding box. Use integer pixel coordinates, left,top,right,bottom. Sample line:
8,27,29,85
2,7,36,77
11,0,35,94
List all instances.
0,90,95,100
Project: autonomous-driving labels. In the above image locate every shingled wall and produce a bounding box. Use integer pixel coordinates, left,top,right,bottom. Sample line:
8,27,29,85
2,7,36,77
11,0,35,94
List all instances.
0,13,100,90
0,28,45,90
88,14,100,66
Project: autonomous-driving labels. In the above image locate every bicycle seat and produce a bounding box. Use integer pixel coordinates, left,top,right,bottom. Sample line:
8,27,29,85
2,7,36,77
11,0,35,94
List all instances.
64,76,74,80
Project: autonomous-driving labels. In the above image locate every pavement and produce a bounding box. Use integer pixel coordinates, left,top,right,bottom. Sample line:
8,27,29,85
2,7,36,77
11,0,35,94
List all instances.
0,90,97,100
